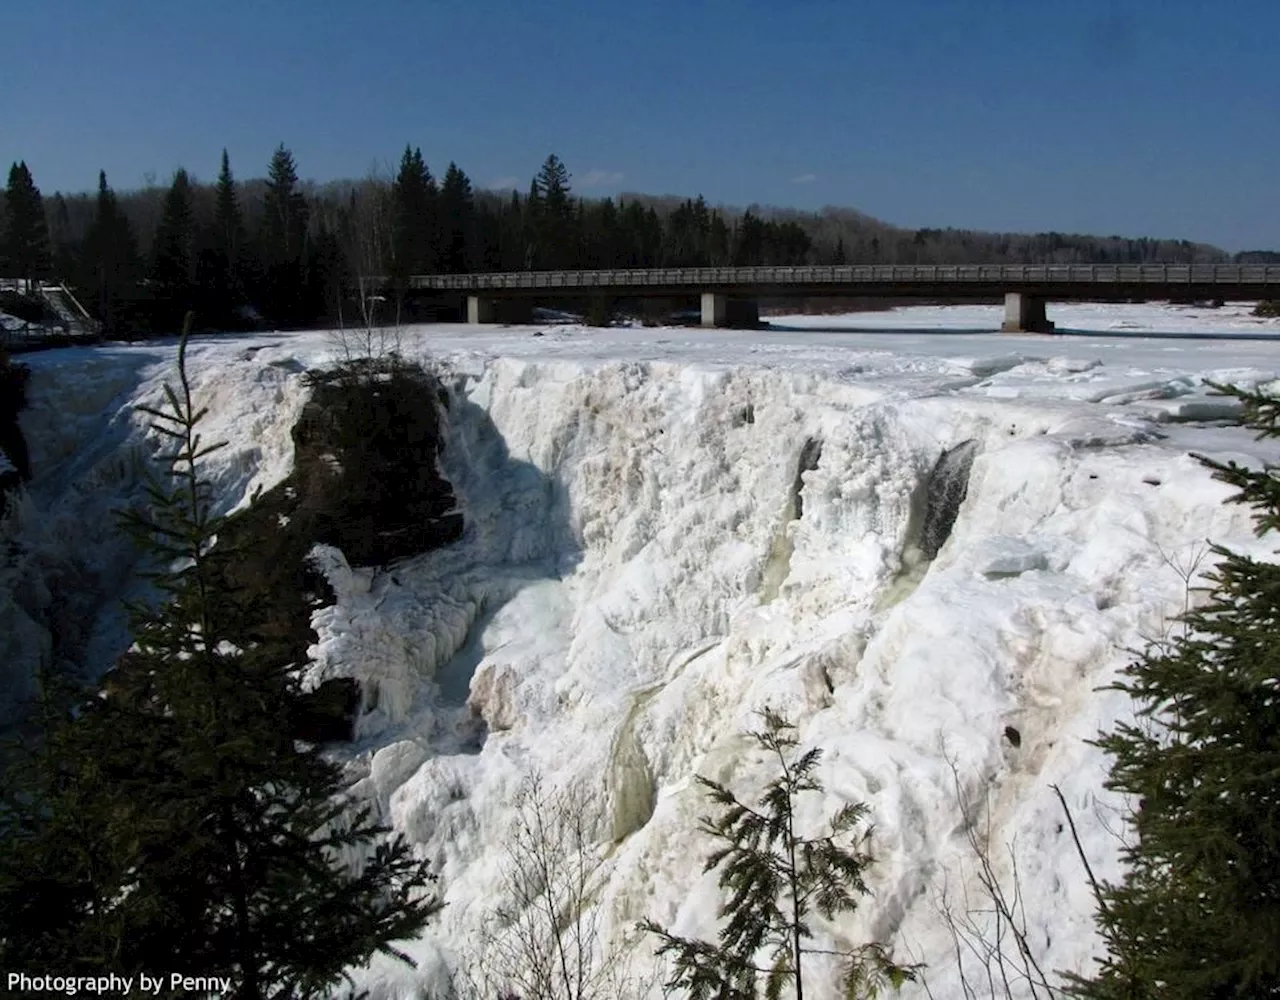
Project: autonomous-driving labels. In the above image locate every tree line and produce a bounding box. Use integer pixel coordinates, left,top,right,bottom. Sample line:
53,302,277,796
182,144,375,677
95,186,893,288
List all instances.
0,149,1240,336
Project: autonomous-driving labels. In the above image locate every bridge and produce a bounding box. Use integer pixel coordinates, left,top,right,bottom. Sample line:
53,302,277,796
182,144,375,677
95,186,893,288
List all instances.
0,279,100,343
406,264,1280,332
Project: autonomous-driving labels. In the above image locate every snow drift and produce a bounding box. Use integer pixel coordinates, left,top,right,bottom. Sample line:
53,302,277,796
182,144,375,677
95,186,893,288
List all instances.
4,304,1280,999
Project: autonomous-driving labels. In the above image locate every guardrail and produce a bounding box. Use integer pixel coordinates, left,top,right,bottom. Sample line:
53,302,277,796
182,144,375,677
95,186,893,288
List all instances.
406,264,1280,292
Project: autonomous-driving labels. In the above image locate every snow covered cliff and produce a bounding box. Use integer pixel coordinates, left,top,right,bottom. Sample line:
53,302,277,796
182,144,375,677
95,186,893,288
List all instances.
4,304,1279,998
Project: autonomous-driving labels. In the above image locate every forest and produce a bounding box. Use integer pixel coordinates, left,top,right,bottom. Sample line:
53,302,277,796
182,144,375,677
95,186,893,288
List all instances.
0,147,1239,335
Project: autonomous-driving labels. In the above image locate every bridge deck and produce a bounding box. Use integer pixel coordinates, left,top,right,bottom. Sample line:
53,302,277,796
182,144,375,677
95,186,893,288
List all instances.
407,264,1280,299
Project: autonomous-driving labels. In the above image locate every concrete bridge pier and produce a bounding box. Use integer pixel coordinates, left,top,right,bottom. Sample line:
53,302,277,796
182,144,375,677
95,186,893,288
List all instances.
467,296,496,324
701,293,760,328
467,296,537,324
1001,292,1055,334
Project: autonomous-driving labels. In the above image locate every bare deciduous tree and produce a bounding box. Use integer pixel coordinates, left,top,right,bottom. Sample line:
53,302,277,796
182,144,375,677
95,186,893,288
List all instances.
452,774,650,1000
911,752,1081,1000
328,165,401,363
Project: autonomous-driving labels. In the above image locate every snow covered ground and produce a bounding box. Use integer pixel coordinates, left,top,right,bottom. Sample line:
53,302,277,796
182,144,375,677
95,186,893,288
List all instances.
6,301,1280,998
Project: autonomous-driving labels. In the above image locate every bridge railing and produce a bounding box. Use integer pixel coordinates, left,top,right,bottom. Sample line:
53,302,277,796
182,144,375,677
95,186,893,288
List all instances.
406,264,1280,292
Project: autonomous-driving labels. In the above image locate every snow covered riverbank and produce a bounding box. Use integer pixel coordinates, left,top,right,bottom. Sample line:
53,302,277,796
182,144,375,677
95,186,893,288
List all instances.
5,303,1279,998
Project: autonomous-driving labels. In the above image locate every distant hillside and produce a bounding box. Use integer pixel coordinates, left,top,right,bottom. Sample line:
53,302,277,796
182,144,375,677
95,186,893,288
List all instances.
614,191,1230,266
19,173,1235,269
1234,250,1280,263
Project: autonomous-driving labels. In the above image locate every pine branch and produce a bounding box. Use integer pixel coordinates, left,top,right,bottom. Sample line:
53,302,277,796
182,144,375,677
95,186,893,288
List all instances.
643,710,917,998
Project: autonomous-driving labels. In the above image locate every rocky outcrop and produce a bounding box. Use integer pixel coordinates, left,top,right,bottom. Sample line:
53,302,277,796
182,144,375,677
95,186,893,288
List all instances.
214,360,464,741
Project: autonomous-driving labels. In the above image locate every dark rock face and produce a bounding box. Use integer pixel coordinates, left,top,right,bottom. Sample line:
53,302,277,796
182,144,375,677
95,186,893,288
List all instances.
291,678,362,744
791,438,823,520
0,357,32,519
290,365,463,567
919,439,978,560
213,361,464,742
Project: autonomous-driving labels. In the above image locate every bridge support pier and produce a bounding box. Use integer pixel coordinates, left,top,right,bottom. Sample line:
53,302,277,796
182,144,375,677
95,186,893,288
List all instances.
467,296,496,324
701,293,760,328
1001,292,1055,334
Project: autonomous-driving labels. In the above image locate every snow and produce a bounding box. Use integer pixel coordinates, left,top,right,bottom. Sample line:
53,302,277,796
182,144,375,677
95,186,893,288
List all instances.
5,303,1280,998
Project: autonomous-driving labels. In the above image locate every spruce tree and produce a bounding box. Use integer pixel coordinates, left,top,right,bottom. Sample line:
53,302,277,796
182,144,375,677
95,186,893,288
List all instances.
440,162,475,274
533,155,573,269
0,322,440,995
1078,381,1280,999
642,710,916,1000
47,193,79,284
708,212,732,267
495,189,524,270
2,161,52,286
84,171,142,336
732,211,766,267
594,196,620,268
259,144,311,325
208,149,248,313
262,144,309,262
391,145,438,287
524,179,543,269
150,168,196,330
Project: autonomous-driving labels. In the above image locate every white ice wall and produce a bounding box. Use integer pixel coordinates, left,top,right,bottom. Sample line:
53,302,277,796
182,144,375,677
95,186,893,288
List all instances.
5,319,1277,1000
331,353,1271,1000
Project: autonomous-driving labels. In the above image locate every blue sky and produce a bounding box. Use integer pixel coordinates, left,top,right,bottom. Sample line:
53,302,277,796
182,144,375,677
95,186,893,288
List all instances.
3,0,1278,250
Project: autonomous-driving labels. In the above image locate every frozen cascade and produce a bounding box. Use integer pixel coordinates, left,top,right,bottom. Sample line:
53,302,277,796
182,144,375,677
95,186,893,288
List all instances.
7,318,1280,1000
758,437,823,603
607,680,660,843
918,438,978,560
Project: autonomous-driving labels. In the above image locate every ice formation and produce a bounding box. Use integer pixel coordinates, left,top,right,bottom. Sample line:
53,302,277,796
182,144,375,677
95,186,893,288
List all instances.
4,302,1279,999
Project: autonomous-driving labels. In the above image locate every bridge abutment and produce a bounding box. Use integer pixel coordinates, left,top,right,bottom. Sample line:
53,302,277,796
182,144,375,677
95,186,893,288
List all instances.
1001,292,1055,334
701,293,760,328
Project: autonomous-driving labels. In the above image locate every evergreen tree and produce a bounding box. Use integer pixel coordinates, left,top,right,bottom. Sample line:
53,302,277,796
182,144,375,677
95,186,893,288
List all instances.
307,219,350,325
493,189,525,271
149,168,196,329
642,710,917,1000
708,212,732,267
581,196,621,269
259,144,311,325
689,196,713,266
440,162,475,274
572,198,588,269
731,211,767,266
84,171,142,336
262,144,309,262
595,196,621,267
665,199,698,267
47,193,79,283
533,154,574,269
832,236,847,265
391,145,438,287
534,154,571,215
0,323,441,995
523,179,542,269
2,161,52,285
1077,380,1280,999
202,149,249,318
